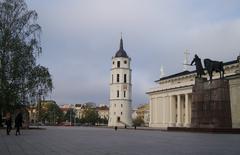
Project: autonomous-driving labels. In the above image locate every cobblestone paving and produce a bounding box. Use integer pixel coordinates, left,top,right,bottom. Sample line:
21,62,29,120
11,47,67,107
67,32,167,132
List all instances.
1,126,240,155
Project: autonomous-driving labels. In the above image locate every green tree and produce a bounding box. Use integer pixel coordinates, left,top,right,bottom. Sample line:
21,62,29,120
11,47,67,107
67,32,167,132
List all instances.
64,108,76,124
133,116,144,127
83,108,99,125
99,116,108,125
0,0,53,122
39,101,63,125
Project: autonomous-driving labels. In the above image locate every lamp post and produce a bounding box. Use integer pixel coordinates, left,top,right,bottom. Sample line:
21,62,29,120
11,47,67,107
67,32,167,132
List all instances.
70,109,72,126
37,91,42,127
53,110,55,125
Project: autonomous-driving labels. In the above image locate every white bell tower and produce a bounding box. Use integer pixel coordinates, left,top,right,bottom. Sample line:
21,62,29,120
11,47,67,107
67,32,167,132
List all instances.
108,37,132,127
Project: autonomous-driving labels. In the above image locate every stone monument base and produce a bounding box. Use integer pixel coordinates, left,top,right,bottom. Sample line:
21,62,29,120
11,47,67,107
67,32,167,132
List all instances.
191,78,232,128
167,127,240,133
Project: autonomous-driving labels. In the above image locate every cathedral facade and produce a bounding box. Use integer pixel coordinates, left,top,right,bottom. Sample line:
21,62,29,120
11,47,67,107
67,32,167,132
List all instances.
147,56,240,128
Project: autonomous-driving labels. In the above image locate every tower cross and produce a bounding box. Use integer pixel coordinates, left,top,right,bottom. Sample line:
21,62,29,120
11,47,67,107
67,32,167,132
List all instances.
183,49,190,71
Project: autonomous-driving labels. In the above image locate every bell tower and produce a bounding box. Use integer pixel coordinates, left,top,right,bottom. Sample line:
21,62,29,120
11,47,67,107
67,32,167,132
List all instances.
108,37,132,127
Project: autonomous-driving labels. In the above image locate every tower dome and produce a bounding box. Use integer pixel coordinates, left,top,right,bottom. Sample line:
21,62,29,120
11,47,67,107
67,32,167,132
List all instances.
114,37,128,58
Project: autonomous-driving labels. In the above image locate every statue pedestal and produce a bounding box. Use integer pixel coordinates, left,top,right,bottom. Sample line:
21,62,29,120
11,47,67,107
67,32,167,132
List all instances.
191,78,232,128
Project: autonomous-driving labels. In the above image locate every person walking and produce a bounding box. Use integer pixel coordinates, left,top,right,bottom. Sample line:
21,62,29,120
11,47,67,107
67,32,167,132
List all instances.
5,112,12,135
15,110,23,136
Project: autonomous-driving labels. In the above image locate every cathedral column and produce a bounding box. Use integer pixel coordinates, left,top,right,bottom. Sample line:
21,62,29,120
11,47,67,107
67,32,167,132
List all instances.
184,94,190,127
176,94,182,127
163,97,166,125
169,95,175,127
149,98,153,125
164,96,170,127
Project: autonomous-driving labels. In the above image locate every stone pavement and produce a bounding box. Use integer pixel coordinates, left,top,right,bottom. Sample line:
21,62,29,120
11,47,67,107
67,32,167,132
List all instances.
1,126,240,155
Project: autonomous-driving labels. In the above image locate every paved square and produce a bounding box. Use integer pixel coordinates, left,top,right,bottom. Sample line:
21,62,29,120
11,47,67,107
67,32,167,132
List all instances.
1,126,240,155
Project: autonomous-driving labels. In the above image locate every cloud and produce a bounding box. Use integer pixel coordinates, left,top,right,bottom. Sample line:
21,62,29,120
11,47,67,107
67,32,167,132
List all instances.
27,0,240,106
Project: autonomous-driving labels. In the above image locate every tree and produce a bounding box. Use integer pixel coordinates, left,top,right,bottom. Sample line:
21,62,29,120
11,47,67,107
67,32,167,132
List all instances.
99,116,108,125
38,101,63,125
64,108,76,124
82,108,99,125
133,116,144,127
0,0,53,122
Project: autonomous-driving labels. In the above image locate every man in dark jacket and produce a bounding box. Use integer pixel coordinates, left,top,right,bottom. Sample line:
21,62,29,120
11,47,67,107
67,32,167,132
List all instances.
5,112,12,135
15,110,23,136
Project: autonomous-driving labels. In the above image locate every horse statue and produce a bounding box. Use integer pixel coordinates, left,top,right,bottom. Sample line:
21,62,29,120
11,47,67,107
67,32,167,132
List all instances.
203,59,224,82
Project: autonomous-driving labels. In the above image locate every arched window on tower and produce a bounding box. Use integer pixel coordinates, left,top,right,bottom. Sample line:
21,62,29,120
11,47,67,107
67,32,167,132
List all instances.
117,74,120,82
124,74,127,83
117,90,119,98
112,74,113,83
124,91,126,98
117,61,120,68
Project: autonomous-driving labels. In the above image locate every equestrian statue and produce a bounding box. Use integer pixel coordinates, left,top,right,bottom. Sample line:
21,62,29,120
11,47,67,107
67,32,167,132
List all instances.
191,54,225,82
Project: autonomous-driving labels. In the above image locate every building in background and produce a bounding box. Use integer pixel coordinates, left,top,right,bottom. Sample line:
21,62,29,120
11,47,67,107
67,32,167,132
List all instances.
60,104,75,115
132,109,137,120
28,100,58,125
28,105,37,124
96,105,109,120
136,104,150,126
108,37,133,127
147,56,240,129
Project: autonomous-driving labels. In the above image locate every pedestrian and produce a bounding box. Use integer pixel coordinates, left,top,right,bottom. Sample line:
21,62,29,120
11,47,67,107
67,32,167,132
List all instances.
114,126,117,131
5,112,12,135
15,110,23,136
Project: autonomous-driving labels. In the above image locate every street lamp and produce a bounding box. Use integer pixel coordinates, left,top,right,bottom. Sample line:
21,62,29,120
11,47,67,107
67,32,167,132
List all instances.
70,109,72,126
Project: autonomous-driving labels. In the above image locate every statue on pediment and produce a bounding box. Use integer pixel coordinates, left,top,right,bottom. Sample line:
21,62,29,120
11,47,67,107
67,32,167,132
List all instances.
191,54,205,78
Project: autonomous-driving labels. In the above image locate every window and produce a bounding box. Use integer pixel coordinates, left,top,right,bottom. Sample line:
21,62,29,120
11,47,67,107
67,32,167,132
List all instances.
117,90,119,97
124,60,127,64
121,104,123,107
114,104,116,107
117,61,120,68
121,112,123,115
112,74,113,83
113,61,115,65
124,91,126,98
124,74,127,83
117,74,120,82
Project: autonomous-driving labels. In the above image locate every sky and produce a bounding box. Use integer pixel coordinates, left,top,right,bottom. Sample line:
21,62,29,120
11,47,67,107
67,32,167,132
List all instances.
26,0,240,107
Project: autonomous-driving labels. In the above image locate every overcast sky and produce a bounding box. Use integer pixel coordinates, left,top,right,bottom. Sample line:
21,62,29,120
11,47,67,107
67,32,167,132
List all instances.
26,0,240,107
